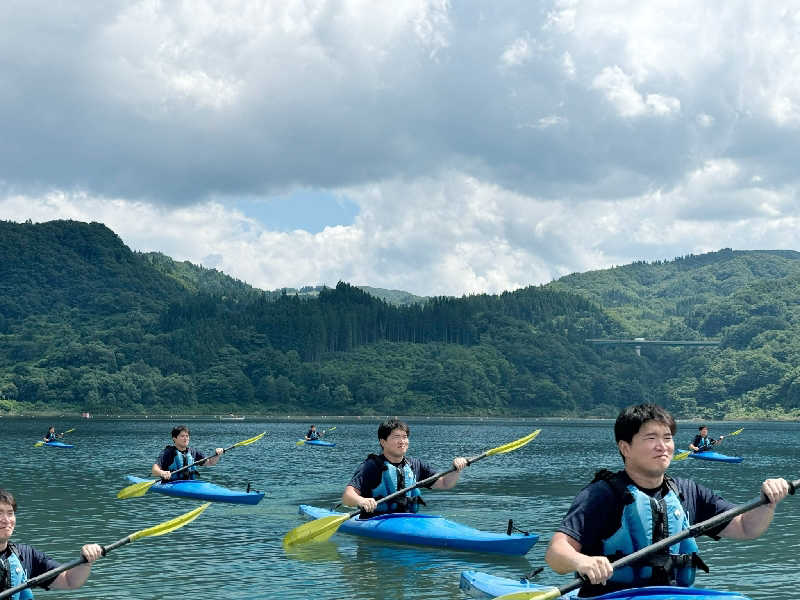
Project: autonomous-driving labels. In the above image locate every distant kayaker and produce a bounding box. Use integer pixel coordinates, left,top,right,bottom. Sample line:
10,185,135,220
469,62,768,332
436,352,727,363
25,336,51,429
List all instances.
342,418,467,514
688,425,723,453
305,425,322,441
151,425,223,481
42,426,61,442
0,488,103,598
544,403,790,597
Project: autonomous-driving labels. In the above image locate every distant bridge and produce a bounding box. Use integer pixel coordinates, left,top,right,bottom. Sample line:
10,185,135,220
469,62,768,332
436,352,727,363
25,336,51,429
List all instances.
586,338,721,356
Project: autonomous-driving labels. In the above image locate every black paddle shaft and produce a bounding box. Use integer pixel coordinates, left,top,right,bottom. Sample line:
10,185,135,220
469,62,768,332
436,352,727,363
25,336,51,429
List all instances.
554,477,798,598
0,537,132,600
344,449,490,519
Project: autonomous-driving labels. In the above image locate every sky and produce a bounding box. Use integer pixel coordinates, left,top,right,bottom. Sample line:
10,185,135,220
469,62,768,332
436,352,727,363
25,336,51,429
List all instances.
3,1,800,296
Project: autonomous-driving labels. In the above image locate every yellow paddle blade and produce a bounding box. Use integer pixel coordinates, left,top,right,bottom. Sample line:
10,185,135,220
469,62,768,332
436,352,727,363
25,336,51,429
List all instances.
129,503,211,541
673,450,692,461
63,428,76,435
33,441,45,447
117,479,159,500
295,440,306,446
326,427,336,432
283,513,350,547
492,588,562,600
486,429,541,456
728,428,744,436
233,431,266,447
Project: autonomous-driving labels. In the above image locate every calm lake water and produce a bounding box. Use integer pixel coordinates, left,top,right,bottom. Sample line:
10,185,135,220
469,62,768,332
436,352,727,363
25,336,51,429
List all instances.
1,417,797,600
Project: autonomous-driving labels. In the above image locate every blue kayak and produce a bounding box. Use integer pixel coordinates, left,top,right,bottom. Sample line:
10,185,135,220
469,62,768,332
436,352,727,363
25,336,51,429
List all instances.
42,441,74,448
298,505,538,555
678,450,743,463
459,570,752,599
300,439,335,447
125,476,264,505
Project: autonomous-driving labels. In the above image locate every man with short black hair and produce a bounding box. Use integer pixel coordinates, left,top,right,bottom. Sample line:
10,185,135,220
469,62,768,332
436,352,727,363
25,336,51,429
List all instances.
342,418,467,514
151,425,223,481
689,425,723,453
0,489,102,599
545,404,790,597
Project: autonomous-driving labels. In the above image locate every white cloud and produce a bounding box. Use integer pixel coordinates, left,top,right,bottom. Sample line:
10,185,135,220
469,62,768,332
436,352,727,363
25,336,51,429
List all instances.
4,2,800,296
6,163,800,297
500,37,532,67
592,66,680,118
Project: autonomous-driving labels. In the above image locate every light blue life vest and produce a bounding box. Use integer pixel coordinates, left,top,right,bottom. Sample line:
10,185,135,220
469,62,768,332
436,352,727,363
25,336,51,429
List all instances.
367,455,423,514
697,436,712,449
591,472,704,594
166,447,197,480
1,545,34,600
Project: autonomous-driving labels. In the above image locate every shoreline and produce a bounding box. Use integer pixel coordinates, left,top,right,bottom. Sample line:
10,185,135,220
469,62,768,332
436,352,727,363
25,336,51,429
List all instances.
2,413,799,423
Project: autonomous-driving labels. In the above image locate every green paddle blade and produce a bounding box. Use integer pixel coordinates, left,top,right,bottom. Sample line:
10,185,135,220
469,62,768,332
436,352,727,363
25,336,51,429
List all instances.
233,431,266,447
283,513,350,547
486,429,541,456
129,502,211,541
117,479,159,499
295,440,306,446
33,441,44,447
492,588,561,600
63,428,76,435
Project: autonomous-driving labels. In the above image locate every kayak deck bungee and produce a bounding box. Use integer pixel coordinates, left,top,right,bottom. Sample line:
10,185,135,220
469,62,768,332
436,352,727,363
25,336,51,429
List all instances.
125,475,264,505
459,570,752,599
298,505,538,555
42,441,74,448
300,439,335,447
677,450,743,464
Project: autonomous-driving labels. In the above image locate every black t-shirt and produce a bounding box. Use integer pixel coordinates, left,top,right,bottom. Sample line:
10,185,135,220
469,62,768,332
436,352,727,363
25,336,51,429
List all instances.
3,543,61,590
557,471,737,556
347,454,437,496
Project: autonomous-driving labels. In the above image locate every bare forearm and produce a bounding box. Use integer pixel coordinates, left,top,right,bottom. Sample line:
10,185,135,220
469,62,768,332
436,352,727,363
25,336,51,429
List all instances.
722,504,776,539
546,534,584,574
433,470,461,489
52,563,92,589
342,486,361,506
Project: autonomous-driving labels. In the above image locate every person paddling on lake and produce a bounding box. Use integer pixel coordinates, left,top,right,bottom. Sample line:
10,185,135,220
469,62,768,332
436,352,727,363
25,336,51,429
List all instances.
689,425,723,453
304,425,322,441
342,418,468,514
0,489,103,599
41,427,61,442
545,403,790,597
151,425,223,481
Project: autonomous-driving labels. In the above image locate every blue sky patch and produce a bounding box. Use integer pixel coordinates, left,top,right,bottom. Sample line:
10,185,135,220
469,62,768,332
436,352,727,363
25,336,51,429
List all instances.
234,190,359,234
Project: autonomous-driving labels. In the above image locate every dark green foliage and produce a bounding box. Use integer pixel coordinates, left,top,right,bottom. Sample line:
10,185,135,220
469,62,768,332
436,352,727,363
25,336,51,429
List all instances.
2,222,800,419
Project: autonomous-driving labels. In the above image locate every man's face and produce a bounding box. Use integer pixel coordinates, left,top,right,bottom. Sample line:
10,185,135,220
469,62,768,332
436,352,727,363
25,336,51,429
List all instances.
700,427,708,436
619,420,674,477
0,502,15,543
173,431,190,451
379,428,409,460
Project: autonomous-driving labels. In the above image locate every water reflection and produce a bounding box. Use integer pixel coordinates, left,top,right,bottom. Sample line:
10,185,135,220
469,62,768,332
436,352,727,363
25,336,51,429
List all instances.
1,417,797,599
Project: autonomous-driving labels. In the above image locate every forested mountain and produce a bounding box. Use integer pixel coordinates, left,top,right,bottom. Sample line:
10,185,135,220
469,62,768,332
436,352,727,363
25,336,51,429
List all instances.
1,220,799,419
548,249,800,418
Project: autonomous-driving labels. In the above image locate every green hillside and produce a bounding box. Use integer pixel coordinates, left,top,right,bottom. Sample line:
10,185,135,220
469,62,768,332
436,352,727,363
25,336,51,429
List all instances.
1,220,799,419
549,249,800,418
